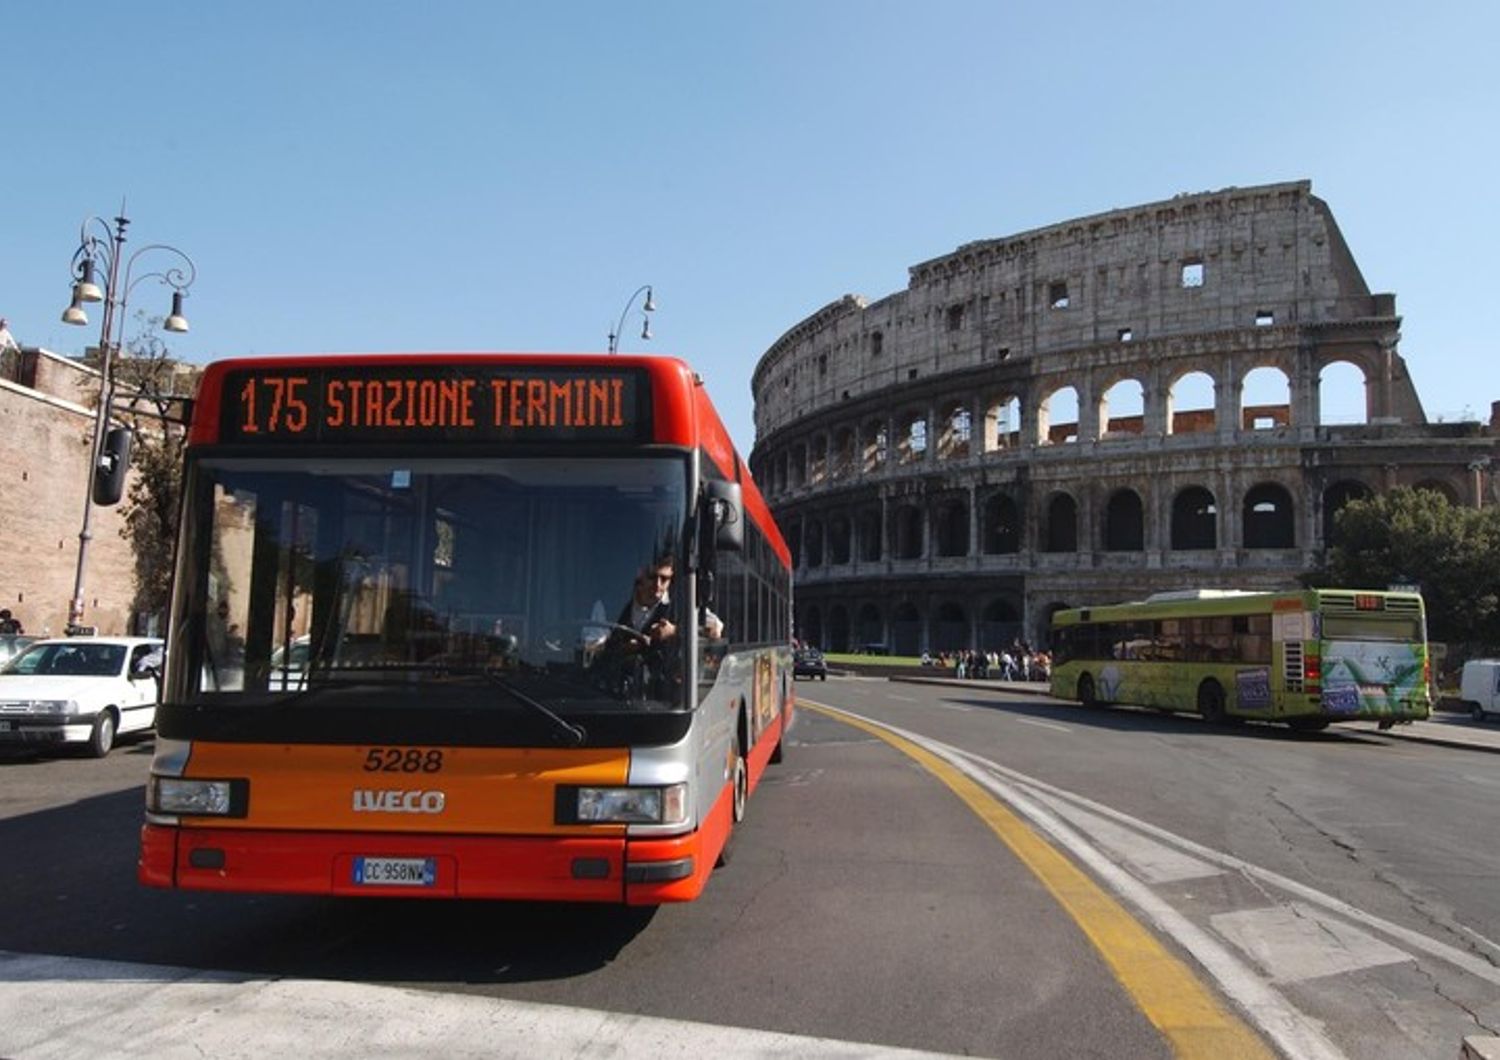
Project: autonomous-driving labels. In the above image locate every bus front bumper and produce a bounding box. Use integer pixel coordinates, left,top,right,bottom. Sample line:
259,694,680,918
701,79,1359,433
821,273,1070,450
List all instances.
138,823,712,905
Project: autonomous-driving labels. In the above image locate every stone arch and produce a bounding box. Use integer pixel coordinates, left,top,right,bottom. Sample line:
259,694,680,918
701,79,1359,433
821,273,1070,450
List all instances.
790,442,807,487
1171,486,1218,550
832,426,855,479
857,603,883,646
787,522,804,569
1168,370,1216,435
935,497,969,557
809,434,829,485
1043,492,1079,553
1318,360,1369,426
937,401,972,460
983,492,1022,554
801,605,823,650
1099,378,1145,438
1243,482,1296,548
827,606,851,653
892,601,921,657
1039,385,1080,444
828,514,852,565
857,509,882,561
897,410,928,464
984,395,1023,452
933,602,968,652
894,504,924,560
862,419,888,473
1414,479,1461,506
805,518,825,567
1241,366,1292,430
1103,488,1145,551
979,598,1022,651
1321,480,1371,548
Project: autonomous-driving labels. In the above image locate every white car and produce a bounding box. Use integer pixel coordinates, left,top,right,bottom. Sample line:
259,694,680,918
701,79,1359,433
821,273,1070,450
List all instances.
0,637,164,756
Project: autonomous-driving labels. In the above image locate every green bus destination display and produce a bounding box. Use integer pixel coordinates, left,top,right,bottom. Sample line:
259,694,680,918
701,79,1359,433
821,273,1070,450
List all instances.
221,365,651,443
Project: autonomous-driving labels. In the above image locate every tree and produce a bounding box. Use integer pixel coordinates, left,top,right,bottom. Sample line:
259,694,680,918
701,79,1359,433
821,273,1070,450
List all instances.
1325,486,1500,646
110,313,201,632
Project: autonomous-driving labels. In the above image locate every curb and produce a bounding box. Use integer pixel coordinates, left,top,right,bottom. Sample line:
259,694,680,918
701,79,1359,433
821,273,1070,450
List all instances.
886,676,1500,756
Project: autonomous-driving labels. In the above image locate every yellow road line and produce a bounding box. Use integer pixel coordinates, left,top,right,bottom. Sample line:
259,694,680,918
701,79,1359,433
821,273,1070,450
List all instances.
804,701,1273,1059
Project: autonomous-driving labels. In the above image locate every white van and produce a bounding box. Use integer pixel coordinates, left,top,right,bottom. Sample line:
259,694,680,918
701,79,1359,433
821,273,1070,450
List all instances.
1459,660,1500,722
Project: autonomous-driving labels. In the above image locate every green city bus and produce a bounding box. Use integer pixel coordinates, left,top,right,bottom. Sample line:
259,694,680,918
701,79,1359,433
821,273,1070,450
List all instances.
1049,589,1431,731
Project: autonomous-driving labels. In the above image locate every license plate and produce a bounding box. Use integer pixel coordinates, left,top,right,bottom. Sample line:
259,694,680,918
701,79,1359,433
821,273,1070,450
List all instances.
352,856,436,887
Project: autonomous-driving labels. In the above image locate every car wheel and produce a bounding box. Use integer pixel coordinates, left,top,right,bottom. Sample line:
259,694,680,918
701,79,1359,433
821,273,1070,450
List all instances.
88,710,117,758
1474,704,1488,723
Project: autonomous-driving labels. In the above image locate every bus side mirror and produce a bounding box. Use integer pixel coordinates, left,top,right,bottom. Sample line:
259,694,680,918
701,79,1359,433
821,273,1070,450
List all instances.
704,480,743,554
93,427,133,506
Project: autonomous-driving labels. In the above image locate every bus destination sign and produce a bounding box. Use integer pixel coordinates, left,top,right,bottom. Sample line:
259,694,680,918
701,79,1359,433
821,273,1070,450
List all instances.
220,365,651,444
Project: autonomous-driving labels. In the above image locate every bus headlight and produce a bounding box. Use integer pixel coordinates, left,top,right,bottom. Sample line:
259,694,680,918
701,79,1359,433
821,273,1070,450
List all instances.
571,783,687,825
148,777,242,817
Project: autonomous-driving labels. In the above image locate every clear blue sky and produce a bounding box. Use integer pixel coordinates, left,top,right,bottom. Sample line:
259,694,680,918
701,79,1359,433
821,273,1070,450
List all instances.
4,1,1496,453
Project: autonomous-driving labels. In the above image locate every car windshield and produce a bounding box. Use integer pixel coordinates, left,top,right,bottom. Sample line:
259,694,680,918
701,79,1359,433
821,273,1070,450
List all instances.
2,642,126,678
0,636,35,663
169,454,692,714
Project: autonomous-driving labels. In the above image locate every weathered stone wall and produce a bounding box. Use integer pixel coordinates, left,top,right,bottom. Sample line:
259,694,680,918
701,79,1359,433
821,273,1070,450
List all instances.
750,182,1493,653
0,349,140,636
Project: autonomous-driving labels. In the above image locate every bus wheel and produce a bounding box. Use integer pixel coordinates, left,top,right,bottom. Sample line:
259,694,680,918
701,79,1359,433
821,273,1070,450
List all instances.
1473,704,1488,723
731,741,748,825
1077,673,1097,707
88,709,117,758
717,734,749,869
1197,680,1226,725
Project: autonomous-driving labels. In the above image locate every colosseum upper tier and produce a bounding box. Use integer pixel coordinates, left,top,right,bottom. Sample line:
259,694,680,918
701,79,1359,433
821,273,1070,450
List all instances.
748,180,1499,655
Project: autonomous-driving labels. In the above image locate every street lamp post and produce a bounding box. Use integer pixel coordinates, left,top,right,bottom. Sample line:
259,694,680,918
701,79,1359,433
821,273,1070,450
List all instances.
60,209,195,633
607,285,656,354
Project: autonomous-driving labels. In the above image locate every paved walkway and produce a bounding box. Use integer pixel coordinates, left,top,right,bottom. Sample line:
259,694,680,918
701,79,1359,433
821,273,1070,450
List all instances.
887,675,1500,755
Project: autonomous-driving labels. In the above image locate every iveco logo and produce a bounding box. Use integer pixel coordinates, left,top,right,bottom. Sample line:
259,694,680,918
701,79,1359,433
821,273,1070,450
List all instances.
352,789,447,814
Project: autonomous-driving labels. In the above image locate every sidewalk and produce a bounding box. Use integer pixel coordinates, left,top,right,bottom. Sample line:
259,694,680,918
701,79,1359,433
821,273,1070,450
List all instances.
888,675,1500,755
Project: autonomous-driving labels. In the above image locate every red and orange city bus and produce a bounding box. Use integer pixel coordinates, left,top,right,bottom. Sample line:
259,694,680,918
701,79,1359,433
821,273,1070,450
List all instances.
139,353,793,904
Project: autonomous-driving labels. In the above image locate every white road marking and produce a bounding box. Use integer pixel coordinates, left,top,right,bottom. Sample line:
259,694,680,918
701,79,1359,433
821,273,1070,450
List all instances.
1010,717,1070,733
934,702,973,712
810,705,1348,1060
888,695,918,703
1034,794,1221,884
1211,905,1412,983
947,743,1500,985
0,950,963,1060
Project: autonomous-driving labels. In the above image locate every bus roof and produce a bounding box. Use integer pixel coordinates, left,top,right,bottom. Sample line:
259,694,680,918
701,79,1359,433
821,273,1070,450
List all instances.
1051,588,1425,626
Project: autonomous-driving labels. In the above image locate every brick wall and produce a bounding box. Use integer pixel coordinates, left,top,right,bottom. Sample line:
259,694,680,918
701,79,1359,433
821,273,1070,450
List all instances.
0,351,140,637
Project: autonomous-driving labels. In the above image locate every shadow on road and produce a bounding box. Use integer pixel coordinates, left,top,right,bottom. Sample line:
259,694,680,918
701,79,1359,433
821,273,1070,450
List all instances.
0,788,656,985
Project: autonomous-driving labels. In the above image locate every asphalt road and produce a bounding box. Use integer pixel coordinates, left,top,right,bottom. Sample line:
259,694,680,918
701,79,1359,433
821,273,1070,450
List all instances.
3,681,1499,1058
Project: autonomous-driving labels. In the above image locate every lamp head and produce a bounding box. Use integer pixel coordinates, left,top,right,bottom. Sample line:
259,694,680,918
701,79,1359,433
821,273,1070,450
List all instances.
77,259,104,303
163,291,190,334
62,289,89,327
640,319,652,342
643,286,656,313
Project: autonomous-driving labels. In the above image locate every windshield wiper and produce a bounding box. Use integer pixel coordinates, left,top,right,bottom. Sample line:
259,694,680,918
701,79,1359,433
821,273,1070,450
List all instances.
482,669,587,747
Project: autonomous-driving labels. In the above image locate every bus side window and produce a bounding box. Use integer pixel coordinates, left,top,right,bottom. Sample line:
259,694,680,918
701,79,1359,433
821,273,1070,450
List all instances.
1232,614,1271,663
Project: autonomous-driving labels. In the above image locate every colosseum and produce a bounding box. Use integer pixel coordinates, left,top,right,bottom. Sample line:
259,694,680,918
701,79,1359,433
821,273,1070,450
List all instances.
749,180,1499,655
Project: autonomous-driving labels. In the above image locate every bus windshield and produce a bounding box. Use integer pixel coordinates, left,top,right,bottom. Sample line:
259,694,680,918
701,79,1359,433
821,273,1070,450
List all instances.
167,454,691,715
